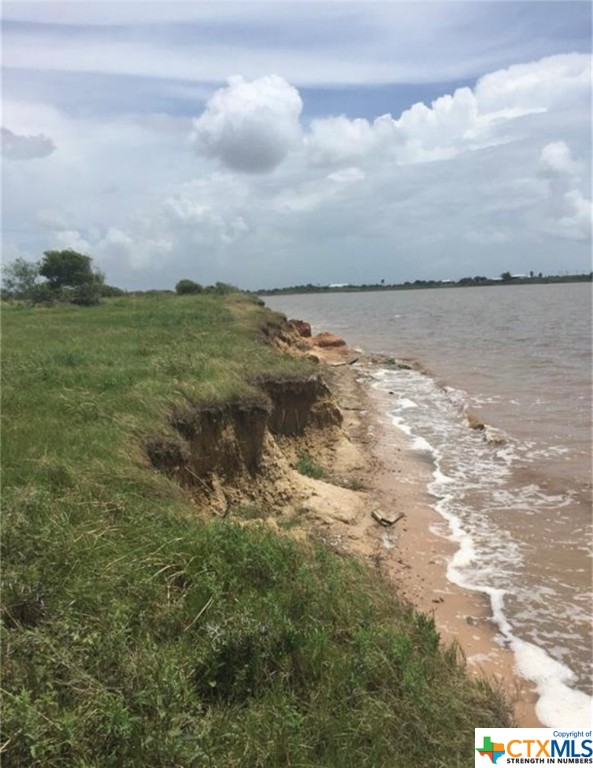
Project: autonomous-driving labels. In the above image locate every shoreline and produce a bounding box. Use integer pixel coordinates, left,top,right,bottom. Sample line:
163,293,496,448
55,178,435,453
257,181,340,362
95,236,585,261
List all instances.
306,343,543,727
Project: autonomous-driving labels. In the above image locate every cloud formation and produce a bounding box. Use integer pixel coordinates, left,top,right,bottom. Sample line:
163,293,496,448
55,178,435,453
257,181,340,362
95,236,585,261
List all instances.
306,54,591,168
191,75,303,172
2,50,591,289
2,127,56,160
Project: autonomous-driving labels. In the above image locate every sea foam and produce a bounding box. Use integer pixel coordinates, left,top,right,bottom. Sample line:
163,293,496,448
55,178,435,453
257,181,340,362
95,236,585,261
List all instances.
370,366,593,727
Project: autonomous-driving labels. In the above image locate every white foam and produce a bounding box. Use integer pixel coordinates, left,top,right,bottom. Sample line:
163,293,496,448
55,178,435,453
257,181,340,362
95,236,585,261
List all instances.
398,397,418,409
367,363,592,726
411,435,434,452
512,638,593,727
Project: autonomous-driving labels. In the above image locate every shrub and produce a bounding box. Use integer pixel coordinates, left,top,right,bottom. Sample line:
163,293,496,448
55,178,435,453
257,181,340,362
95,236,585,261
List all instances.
205,282,238,295
70,282,102,306
29,283,57,306
175,279,203,295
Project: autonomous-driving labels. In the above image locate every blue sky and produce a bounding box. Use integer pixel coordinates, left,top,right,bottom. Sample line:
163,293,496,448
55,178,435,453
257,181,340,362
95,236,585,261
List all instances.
2,1,592,289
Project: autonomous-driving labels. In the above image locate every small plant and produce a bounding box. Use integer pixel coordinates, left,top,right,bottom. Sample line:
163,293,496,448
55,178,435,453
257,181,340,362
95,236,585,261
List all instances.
295,452,324,479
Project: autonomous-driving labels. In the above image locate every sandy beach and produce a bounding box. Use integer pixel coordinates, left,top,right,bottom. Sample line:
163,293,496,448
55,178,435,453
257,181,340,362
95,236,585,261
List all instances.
279,340,544,727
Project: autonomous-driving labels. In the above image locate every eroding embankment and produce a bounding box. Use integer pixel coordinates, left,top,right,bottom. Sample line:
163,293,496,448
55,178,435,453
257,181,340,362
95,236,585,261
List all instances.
144,321,347,512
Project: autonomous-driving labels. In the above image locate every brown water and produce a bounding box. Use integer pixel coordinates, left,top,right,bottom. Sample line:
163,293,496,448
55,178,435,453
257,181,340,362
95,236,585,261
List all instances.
265,283,592,727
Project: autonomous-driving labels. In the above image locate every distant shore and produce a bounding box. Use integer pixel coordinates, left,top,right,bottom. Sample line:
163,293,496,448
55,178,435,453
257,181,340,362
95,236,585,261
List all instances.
257,272,591,296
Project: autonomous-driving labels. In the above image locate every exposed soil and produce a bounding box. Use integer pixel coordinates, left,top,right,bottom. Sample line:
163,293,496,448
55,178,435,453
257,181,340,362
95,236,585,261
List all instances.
145,322,542,726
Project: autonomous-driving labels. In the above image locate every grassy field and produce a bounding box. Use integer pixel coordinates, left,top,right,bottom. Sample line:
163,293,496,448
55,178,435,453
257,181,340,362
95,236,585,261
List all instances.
2,292,510,766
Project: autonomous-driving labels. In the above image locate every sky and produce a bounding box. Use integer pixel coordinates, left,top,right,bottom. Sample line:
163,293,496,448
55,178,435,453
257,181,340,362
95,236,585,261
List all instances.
2,1,592,290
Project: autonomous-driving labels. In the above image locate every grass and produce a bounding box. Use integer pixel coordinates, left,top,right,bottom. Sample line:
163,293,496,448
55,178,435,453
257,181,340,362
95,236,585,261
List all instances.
1,292,510,766
295,451,325,479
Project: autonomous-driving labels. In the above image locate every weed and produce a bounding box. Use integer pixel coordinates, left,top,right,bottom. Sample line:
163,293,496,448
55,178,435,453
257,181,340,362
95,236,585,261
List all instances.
295,451,324,479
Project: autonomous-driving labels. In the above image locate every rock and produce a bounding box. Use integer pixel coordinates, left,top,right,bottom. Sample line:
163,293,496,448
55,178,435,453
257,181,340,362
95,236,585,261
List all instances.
311,332,347,349
288,319,312,337
372,510,405,527
466,411,485,430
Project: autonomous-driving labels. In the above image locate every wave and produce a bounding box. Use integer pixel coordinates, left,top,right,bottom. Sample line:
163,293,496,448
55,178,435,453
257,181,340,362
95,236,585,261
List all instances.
370,365,592,727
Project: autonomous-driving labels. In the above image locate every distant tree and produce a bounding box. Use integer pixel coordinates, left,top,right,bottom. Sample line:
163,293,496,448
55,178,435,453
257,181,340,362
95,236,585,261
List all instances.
529,270,534,278
205,282,237,295
500,271,513,282
2,257,40,298
39,249,100,290
175,279,203,295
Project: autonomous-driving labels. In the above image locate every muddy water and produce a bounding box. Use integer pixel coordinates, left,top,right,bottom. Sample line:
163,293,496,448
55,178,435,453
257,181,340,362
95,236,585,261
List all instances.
265,283,592,727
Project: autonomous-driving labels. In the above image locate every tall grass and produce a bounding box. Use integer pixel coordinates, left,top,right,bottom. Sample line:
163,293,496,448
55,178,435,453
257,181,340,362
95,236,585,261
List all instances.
1,293,510,766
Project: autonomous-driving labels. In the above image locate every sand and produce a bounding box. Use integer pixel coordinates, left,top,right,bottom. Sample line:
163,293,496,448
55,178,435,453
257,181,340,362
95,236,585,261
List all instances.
281,346,543,727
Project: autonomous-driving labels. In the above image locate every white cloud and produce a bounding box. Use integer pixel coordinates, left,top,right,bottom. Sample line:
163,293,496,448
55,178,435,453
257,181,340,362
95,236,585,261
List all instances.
540,141,580,176
474,54,590,114
1,127,55,160
539,189,593,242
535,141,591,241
191,75,302,173
5,5,589,90
53,230,93,254
305,54,591,168
3,53,591,289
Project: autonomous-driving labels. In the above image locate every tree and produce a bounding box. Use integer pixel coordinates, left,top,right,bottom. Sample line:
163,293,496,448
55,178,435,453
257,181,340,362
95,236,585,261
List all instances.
39,249,99,289
175,279,203,295
500,271,513,282
1,257,40,298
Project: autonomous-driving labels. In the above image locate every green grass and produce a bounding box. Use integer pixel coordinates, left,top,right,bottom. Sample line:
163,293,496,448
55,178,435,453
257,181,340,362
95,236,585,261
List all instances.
1,293,510,766
295,451,325,479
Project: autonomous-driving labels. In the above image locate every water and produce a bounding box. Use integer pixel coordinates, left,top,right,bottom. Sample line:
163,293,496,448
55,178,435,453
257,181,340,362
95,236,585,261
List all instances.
265,284,592,726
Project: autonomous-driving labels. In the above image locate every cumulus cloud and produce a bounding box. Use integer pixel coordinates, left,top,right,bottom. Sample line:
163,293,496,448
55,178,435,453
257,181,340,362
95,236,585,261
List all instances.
191,75,302,173
538,188,593,242
3,53,591,289
474,53,590,114
2,127,56,160
536,141,591,241
540,141,580,176
305,54,591,168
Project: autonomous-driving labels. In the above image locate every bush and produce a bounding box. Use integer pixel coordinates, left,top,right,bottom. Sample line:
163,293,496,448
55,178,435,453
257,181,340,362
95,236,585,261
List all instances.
29,283,57,306
100,284,126,298
205,282,238,295
175,279,203,295
70,282,102,306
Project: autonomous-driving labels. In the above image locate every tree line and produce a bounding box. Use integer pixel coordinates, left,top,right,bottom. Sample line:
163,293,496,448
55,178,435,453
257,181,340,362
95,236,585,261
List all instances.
258,271,592,295
1,249,237,305
1,250,122,306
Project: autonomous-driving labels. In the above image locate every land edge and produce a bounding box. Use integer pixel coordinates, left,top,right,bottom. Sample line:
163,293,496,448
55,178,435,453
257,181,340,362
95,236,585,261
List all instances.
147,318,541,727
